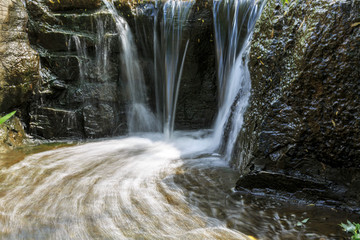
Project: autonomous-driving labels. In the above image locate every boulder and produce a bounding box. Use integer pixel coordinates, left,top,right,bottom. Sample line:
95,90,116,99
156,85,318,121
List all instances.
234,0,360,211
0,0,39,113
0,116,28,153
0,0,39,150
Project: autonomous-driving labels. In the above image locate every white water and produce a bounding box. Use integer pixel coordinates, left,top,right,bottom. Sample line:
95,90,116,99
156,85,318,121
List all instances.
212,0,265,161
0,134,249,239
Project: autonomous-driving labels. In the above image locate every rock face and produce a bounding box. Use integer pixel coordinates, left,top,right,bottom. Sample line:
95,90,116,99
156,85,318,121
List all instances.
25,0,217,138
0,0,39,116
0,0,39,151
234,0,360,211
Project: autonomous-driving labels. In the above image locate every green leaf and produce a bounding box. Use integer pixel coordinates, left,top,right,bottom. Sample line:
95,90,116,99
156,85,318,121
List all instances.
0,111,16,125
340,220,356,233
352,233,360,240
354,223,360,231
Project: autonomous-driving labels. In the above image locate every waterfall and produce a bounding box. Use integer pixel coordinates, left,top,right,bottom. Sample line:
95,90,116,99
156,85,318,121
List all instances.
72,35,89,84
154,0,194,138
212,0,265,161
95,16,112,81
102,0,160,133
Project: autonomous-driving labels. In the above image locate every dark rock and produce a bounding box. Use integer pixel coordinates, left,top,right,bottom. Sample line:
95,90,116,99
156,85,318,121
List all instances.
83,103,116,138
41,0,101,11
29,107,84,138
175,0,217,130
25,0,217,139
234,0,360,211
131,1,217,130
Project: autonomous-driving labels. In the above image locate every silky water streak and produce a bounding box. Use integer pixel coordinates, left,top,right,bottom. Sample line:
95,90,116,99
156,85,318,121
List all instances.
212,0,265,161
153,0,194,138
102,0,160,133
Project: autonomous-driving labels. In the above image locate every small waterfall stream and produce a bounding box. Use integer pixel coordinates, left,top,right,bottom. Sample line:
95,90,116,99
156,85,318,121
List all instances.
153,0,194,138
212,0,265,161
102,0,160,133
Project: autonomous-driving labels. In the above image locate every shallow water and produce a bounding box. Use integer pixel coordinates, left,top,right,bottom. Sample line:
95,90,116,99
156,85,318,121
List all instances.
0,132,356,239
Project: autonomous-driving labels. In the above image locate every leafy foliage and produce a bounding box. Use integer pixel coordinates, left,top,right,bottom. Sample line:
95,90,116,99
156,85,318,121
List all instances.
0,111,16,125
340,220,360,240
281,0,289,5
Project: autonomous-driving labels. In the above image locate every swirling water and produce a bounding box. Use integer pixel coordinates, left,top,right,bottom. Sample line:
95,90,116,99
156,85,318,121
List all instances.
0,133,354,239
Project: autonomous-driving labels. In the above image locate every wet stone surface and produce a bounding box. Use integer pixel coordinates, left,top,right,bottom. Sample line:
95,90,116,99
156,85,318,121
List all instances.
25,0,218,138
234,0,360,212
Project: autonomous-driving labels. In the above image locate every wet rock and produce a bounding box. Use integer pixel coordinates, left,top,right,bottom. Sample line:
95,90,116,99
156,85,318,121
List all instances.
83,103,116,138
0,0,39,113
175,0,217,130
0,116,28,153
42,0,101,11
25,0,217,139
26,0,130,138
29,107,84,138
234,0,360,211
235,171,356,211
131,1,217,130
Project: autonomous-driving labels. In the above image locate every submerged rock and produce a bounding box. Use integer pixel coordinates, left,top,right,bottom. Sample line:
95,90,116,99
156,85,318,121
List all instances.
234,0,360,211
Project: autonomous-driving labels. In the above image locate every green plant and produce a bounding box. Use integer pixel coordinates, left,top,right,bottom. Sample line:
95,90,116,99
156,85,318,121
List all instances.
281,0,289,5
0,111,16,125
340,220,360,240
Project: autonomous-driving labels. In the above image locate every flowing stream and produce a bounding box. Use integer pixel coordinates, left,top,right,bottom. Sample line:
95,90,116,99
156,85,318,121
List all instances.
0,134,353,239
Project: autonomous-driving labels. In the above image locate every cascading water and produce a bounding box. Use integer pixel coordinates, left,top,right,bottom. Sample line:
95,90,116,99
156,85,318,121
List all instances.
212,0,265,162
102,0,160,133
72,35,89,84
95,16,112,81
153,0,194,138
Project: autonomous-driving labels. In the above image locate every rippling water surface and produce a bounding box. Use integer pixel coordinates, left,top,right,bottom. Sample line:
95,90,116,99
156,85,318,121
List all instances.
0,132,355,239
